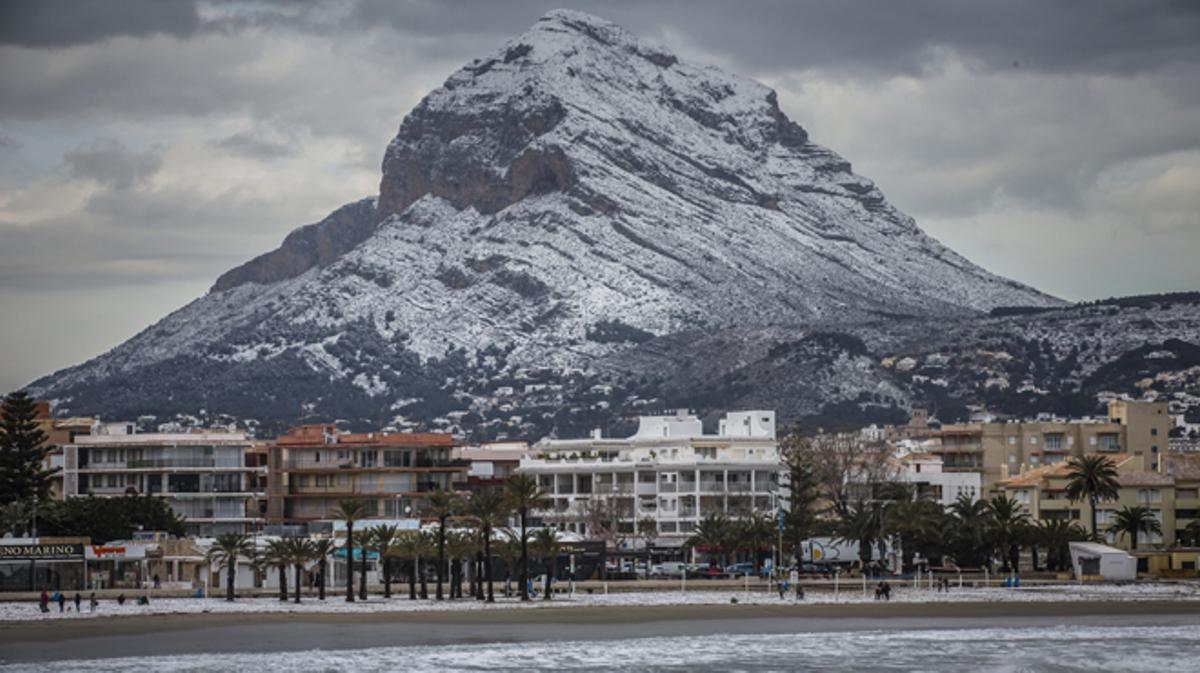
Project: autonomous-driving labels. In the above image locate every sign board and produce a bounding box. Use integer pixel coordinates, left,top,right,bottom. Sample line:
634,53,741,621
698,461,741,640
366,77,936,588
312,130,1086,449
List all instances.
0,543,84,561
85,543,150,560
556,540,606,557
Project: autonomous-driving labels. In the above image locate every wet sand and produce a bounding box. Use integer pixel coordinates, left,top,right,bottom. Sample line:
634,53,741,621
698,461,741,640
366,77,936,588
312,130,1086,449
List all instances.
3,600,1199,663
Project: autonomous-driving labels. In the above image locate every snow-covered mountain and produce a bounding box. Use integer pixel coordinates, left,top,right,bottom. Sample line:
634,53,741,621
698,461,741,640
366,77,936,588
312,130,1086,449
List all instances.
31,10,1071,433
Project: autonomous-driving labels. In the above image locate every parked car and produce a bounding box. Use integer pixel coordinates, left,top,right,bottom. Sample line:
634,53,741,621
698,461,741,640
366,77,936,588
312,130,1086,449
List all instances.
725,562,756,576
653,562,688,578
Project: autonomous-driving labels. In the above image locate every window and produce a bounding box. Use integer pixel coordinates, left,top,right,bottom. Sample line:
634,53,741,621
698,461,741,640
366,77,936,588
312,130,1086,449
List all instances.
361,450,377,467
1008,436,1017,445
1151,428,1158,436
1044,434,1063,451
1029,436,1038,446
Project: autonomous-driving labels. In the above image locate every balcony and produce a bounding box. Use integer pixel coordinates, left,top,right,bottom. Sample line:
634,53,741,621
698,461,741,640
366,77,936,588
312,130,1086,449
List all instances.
658,482,677,493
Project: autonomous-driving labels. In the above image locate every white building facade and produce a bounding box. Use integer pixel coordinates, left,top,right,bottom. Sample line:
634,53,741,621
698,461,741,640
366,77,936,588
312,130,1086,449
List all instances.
62,423,267,537
519,410,783,547
895,450,982,507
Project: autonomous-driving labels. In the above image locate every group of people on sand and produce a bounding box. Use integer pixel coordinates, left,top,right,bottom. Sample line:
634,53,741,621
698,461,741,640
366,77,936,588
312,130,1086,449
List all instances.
874,581,892,601
38,589,147,614
777,568,805,601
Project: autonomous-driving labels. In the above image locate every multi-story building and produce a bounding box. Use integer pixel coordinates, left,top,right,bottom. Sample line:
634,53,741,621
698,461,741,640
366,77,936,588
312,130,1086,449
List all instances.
26,400,94,501
934,400,1170,493
453,441,529,490
266,424,465,524
996,452,1195,551
62,423,266,536
519,410,782,547
893,451,982,507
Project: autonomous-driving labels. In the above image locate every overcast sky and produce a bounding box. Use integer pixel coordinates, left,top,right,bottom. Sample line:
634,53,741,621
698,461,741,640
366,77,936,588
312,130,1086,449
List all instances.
1,0,1198,393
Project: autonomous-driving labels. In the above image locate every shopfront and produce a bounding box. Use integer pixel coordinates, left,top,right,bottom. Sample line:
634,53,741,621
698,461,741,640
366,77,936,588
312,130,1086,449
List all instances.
0,539,87,592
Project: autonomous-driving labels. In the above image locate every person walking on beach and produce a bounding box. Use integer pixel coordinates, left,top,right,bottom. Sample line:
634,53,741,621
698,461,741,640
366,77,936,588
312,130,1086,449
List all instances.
53,590,64,612
39,590,49,613
789,568,799,601
74,592,81,612
89,592,98,612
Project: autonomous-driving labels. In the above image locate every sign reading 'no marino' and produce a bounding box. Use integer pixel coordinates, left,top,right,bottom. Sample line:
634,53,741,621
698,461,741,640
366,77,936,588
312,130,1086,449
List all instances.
0,544,85,560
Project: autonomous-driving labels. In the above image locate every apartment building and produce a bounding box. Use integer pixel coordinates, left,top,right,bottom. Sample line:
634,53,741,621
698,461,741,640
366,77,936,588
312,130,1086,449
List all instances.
27,401,94,500
519,410,782,547
995,452,1199,551
453,441,529,490
934,400,1170,493
62,423,266,536
894,451,982,507
266,425,465,524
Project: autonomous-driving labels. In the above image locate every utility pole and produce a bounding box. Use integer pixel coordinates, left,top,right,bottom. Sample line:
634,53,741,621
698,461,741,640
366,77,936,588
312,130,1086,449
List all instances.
31,494,38,539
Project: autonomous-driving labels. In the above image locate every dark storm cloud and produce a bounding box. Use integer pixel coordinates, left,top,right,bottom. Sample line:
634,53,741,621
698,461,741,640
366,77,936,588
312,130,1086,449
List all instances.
211,131,296,160
0,0,200,47
63,139,163,190
346,0,1200,76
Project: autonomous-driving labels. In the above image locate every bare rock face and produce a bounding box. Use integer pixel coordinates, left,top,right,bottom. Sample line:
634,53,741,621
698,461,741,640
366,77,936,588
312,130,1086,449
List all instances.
211,198,377,292
30,10,1093,436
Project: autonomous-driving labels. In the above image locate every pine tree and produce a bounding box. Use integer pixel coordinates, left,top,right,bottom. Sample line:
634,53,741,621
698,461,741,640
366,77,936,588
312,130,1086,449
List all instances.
0,391,55,505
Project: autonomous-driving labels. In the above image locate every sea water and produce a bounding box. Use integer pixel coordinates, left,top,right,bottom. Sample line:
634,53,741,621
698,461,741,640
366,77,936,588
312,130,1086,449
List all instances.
5,624,1197,672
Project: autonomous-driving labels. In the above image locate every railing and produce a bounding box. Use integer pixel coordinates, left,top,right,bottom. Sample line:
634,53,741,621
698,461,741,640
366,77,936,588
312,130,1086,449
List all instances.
414,458,471,468
727,483,752,493
658,482,677,493
698,481,724,492
126,458,243,469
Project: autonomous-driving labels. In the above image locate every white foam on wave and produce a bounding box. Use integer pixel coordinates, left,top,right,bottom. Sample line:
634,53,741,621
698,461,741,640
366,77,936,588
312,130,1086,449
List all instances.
6,624,1198,672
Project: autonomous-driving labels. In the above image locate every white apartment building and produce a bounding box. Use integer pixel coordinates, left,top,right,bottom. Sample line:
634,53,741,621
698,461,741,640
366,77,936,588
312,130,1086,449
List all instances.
519,410,783,547
895,450,982,507
62,423,267,537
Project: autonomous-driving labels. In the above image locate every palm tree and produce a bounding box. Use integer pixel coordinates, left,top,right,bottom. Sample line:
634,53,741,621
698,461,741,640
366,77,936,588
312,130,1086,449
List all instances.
498,528,522,597
368,525,400,598
1182,519,1200,547
1107,505,1162,551
737,513,776,575
1065,455,1121,539
446,529,473,599
424,488,460,601
206,533,254,602
532,527,560,600
310,538,335,600
884,497,943,571
637,517,658,571
328,499,369,602
1038,518,1088,571
265,538,291,602
390,530,422,600
686,512,731,569
467,487,509,602
835,502,884,572
417,529,436,599
987,495,1030,572
504,475,547,601
281,537,313,604
949,495,992,568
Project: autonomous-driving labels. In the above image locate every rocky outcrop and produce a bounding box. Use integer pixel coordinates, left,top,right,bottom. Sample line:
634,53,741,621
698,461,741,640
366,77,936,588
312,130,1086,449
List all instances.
211,198,377,291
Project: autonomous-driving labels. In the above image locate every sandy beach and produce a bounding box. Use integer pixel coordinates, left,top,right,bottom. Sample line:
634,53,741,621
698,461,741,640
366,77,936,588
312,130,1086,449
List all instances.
3,599,1199,664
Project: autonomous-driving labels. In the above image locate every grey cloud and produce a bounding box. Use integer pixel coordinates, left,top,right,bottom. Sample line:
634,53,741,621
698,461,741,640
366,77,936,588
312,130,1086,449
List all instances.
63,139,163,190
211,131,296,160
0,0,200,47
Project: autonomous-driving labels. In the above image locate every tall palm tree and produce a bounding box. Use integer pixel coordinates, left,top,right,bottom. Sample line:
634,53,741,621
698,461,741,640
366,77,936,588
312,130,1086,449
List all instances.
1065,455,1121,539
686,512,731,568
504,475,547,601
265,538,291,602
310,538,335,600
424,488,460,601
1107,505,1162,551
390,530,422,600
532,527,560,600
369,525,400,598
328,498,369,603
467,487,509,602
206,533,254,602
987,495,1030,572
417,529,436,599
282,537,314,604
445,529,473,599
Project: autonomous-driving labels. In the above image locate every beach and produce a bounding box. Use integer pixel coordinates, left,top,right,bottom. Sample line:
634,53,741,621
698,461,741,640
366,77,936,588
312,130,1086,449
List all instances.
4,596,1200,666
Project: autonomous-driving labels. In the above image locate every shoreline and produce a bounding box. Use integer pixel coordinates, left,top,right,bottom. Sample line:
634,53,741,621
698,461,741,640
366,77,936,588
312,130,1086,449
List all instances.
3,600,1200,663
